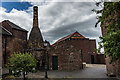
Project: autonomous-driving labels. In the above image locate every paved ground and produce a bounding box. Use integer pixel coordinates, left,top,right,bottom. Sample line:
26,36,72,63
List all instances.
23,64,109,78
3,64,119,80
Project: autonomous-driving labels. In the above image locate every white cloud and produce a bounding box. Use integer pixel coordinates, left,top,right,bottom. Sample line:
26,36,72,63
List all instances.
0,7,32,37
0,7,7,12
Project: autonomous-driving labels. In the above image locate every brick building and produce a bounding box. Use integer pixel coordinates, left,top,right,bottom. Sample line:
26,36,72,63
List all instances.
49,39,83,70
0,6,103,71
0,20,28,65
48,31,97,70
0,29,2,68
96,54,105,64
27,6,98,70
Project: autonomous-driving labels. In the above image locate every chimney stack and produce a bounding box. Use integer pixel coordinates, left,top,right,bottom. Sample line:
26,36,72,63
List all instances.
29,6,44,49
33,6,38,27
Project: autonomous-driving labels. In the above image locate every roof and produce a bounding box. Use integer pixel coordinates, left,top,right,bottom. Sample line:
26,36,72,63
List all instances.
53,31,86,46
1,20,28,32
1,26,12,36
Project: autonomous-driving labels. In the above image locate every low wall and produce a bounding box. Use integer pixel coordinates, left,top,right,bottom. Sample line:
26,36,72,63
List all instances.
106,56,120,78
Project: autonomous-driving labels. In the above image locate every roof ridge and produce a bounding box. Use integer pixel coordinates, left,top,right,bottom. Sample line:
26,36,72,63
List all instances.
2,26,12,35
71,31,85,38
5,20,28,32
52,31,86,46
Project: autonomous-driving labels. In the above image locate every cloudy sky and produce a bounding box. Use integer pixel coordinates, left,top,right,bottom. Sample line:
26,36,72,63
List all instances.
0,0,103,51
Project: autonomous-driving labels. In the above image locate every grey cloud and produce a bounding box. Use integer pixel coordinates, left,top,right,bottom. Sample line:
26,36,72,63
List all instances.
1,2,101,47
40,2,97,29
42,16,100,43
37,2,101,44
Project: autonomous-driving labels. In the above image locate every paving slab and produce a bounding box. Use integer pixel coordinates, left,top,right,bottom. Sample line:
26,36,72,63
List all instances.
25,64,109,78
3,64,119,80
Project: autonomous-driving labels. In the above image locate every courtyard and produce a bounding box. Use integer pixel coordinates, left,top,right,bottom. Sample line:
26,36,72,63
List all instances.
1,2,120,80
20,64,116,79
2,64,119,80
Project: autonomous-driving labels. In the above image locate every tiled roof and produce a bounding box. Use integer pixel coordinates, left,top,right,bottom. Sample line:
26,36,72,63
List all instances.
1,26,12,36
53,31,86,46
1,20,28,32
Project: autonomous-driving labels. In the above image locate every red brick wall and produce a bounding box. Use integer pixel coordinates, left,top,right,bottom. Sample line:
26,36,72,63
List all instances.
2,29,27,65
118,60,120,78
96,54,105,64
89,40,96,52
68,39,90,63
105,56,120,77
2,36,12,64
49,40,82,70
0,34,2,67
89,40,97,63
65,38,97,63
2,37,27,65
13,29,27,40
49,38,97,70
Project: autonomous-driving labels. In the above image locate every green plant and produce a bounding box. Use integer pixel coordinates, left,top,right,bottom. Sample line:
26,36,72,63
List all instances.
7,52,37,80
93,1,120,63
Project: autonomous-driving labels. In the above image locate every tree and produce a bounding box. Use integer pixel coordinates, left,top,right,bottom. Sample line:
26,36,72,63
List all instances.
7,52,37,80
93,1,120,63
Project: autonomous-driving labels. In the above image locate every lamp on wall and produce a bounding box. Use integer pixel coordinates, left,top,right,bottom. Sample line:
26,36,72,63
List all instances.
44,40,48,47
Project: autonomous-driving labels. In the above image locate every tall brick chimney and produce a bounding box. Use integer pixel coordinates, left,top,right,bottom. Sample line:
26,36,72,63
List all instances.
33,6,38,27
29,6,44,48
